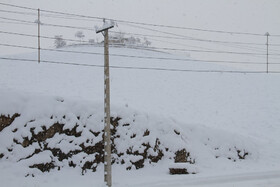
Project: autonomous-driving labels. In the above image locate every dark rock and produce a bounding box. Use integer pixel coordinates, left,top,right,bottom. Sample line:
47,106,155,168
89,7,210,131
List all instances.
175,149,195,164
29,162,55,172
237,149,249,159
131,159,145,169
68,160,76,168
82,161,97,174
175,149,187,163
169,168,189,175
174,130,180,135
143,129,150,136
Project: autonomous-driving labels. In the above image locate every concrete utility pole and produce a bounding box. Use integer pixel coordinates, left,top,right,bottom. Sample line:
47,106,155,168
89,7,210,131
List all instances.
265,32,270,73
38,8,40,64
96,21,114,187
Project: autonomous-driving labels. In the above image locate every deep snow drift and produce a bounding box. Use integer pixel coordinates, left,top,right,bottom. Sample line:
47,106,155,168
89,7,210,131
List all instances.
0,45,280,186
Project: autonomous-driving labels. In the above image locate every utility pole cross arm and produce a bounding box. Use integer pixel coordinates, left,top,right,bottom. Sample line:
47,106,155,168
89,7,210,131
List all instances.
96,20,114,34
96,25,114,34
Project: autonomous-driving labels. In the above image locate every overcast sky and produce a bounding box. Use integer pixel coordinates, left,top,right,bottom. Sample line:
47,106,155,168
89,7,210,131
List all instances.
1,0,280,70
3,0,278,32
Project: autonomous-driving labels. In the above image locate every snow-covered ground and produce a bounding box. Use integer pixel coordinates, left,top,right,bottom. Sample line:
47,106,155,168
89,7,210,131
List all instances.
0,45,280,186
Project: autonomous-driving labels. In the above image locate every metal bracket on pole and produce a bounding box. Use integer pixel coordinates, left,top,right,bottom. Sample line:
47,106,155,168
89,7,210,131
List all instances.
96,21,114,187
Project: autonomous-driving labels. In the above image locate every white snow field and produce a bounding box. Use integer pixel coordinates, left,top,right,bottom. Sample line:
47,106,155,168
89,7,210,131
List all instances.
0,45,280,186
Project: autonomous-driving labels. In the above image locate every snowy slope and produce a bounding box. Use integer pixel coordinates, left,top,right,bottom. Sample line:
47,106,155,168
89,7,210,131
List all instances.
0,45,280,186
1,45,279,141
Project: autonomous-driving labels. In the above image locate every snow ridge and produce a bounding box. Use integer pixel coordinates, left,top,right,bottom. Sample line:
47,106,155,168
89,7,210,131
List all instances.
0,92,255,176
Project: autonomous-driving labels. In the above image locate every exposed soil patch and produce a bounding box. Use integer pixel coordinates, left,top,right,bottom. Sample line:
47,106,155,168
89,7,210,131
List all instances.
0,113,20,132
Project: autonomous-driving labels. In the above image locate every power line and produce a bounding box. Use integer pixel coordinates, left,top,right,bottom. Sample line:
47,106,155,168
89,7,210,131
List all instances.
270,34,280,38
0,15,264,47
1,57,280,74
0,30,100,44
2,43,279,65
0,2,104,21
144,34,280,54
0,8,103,23
1,2,276,37
115,24,280,53
39,9,264,37
122,22,265,37
116,24,267,46
110,43,267,56
110,41,280,57
5,29,278,55
121,24,279,50
0,16,94,31
0,2,36,11
0,30,200,50
0,20,35,26
0,29,271,55
0,7,280,49
0,30,275,56
270,44,280,47
1,12,280,47
110,31,268,46
0,9,36,16
147,37,221,51
0,13,270,47
0,16,35,24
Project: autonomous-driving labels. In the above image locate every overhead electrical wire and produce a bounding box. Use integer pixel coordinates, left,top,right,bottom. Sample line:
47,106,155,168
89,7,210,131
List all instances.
0,16,94,31
124,30,280,53
0,20,35,26
2,5,280,48
1,57,280,74
1,2,277,37
1,2,280,73
0,28,263,56
120,23,267,46
0,30,99,44
1,30,277,56
0,9,104,22
0,16,264,47
1,11,280,48
137,37,267,54
110,31,266,46
2,15,279,48
2,43,280,65
0,9,36,16
0,16,35,24
3,29,280,55
109,43,267,56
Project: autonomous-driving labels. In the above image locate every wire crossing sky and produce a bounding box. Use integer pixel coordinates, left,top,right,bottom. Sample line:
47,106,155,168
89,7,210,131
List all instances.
0,0,280,71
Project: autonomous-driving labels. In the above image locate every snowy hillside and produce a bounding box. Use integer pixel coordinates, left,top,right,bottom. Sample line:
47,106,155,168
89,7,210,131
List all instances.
1,45,280,186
